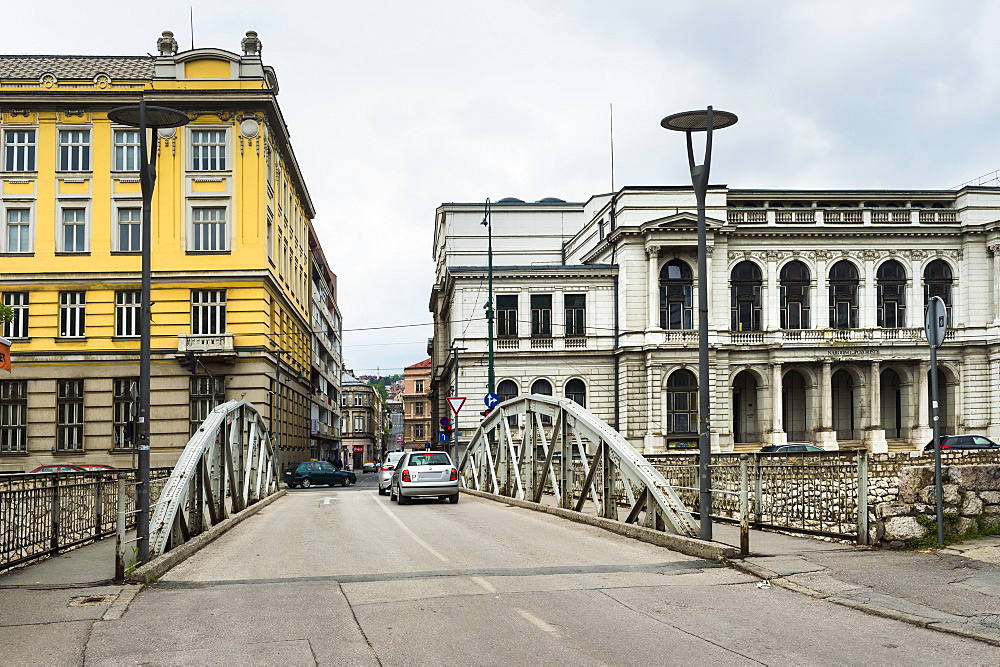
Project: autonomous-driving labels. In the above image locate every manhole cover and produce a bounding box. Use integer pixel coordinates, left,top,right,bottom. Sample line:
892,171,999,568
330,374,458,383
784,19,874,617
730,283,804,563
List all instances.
69,595,116,607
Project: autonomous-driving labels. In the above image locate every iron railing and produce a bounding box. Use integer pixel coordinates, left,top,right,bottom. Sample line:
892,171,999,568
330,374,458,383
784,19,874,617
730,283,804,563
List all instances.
0,467,172,573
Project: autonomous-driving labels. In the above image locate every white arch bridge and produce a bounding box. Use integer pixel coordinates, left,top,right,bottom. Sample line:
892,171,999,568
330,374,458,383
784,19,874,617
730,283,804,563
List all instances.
458,394,699,537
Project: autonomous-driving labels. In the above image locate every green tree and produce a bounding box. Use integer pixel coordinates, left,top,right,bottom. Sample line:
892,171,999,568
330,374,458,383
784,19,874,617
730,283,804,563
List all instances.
0,304,12,324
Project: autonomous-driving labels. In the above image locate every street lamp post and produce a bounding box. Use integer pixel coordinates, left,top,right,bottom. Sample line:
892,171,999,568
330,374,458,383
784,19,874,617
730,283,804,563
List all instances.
107,99,190,563
482,199,496,396
661,107,738,541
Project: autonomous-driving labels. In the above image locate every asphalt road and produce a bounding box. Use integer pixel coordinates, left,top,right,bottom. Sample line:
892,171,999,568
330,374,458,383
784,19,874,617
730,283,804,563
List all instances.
75,473,997,664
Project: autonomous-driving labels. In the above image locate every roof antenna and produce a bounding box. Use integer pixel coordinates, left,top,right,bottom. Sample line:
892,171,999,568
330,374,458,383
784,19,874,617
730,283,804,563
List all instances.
190,7,195,49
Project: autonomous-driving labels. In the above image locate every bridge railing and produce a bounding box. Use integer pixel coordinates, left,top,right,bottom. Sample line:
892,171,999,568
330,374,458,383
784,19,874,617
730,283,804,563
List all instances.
145,399,280,562
0,467,171,574
459,394,699,538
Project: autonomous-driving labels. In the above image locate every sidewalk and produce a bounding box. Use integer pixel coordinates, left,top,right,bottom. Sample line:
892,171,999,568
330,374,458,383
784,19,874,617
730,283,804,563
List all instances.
713,523,1000,646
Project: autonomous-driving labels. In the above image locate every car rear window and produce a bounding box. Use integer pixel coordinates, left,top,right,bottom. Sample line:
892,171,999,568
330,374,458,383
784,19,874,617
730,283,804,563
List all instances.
407,453,451,466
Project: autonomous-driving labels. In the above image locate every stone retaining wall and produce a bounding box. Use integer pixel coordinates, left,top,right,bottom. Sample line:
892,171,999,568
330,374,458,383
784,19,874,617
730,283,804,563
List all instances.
871,465,1000,548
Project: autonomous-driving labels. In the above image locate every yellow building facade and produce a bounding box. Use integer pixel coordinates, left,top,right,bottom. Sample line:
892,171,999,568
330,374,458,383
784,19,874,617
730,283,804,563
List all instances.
0,31,319,471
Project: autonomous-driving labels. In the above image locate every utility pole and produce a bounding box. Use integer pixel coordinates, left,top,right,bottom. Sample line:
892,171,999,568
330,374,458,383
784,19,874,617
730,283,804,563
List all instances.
482,200,495,395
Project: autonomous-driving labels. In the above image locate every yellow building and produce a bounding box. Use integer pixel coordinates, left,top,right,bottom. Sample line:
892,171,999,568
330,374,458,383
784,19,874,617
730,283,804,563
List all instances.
0,31,320,471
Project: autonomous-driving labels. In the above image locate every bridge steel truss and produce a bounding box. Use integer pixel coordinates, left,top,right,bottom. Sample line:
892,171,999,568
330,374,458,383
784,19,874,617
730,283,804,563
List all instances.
148,400,280,559
458,394,699,537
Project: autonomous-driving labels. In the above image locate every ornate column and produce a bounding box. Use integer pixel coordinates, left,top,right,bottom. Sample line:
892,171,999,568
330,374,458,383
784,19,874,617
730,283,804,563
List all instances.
908,252,922,328
911,360,932,448
861,251,877,329
768,362,786,446
814,251,830,329
647,246,660,330
816,359,838,449
863,360,887,452
766,254,780,331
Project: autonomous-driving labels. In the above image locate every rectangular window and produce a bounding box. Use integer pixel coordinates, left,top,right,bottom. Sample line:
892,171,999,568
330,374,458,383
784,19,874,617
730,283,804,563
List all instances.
57,379,84,451
191,289,226,335
58,130,90,171
4,130,36,172
113,130,140,171
497,295,518,338
115,290,141,338
414,424,425,439
0,380,27,453
2,293,28,339
5,208,31,253
117,208,141,252
415,380,424,393
192,207,226,251
189,376,225,436
531,294,552,337
62,208,87,252
354,394,363,406
191,130,227,171
565,294,586,336
414,402,424,416
113,378,137,450
59,291,86,338
353,415,365,432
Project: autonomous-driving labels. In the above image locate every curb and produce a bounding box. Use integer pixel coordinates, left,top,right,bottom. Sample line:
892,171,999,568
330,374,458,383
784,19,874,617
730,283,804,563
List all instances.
460,487,738,561
725,558,1000,647
129,490,286,584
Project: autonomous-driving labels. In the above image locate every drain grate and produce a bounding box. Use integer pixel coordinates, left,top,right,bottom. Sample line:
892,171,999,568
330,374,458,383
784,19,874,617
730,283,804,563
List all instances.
69,594,116,607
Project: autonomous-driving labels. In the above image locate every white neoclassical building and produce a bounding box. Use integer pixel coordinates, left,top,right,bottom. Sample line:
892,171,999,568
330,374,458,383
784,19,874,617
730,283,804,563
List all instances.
429,186,1000,454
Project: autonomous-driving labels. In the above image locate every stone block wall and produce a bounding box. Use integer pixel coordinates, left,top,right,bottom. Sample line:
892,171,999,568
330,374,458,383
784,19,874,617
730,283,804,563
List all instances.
871,465,1000,548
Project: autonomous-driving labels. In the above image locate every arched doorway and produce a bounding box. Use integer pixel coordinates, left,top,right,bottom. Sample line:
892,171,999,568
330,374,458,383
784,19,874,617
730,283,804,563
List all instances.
880,369,906,439
832,369,857,441
732,370,760,443
665,369,698,440
782,370,810,441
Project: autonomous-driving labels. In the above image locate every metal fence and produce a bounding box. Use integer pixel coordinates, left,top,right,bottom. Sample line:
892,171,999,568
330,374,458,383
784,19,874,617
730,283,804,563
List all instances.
0,468,172,574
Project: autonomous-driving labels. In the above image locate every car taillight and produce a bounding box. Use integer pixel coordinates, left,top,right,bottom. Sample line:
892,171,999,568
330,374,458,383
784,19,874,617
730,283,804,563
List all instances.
401,469,411,482
381,465,394,471
449,468,458,481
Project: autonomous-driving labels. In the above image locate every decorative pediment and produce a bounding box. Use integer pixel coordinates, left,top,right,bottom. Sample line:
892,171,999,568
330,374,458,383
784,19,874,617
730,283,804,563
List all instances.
638,211,725,233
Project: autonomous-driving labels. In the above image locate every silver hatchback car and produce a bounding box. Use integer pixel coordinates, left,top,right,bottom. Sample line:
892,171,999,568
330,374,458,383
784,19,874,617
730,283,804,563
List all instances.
390,450,459,504
378,451,406,495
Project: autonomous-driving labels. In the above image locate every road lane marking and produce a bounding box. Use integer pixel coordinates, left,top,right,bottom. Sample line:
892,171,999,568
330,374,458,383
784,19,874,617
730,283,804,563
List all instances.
516,608,557,634
470,576,496,593
320,497,337,505
371,492,449,562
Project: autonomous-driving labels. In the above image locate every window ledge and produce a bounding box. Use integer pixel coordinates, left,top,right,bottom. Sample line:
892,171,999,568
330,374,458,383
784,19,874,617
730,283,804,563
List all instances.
0,173,38,178
0,252,34,257
110,251,141,256
54,252,91,256
55,337,87,342
53,450,87,456
0,451,29,457
186,250,231,255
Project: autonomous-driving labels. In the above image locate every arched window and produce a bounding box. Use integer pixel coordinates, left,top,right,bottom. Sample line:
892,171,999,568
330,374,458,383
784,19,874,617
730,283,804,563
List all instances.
828,260,859,329
530,378,552,395
665,369,697,435
730,261,762,331
924,259,953,324
877,260,907,328
565,379,586,407
531,378,553,425
780,260,810,329
659,260,693,330
497,379,518,403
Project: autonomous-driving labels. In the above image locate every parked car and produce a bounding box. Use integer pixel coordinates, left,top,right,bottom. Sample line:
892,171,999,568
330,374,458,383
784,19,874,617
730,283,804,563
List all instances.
284,461,357,488
378,451,406,495
362,462,377,473
29,464,86,473
923,435,1000,451
77,464,115,471
758,443,824,453
390,450,459,504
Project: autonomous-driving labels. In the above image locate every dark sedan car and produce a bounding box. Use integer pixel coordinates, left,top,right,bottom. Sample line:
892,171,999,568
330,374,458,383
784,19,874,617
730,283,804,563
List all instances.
758,443,824,453
284,461,357,488
924,435,1000,451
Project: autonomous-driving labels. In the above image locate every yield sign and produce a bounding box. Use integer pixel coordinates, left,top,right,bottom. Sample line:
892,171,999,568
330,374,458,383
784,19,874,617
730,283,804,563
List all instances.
447,397,467,415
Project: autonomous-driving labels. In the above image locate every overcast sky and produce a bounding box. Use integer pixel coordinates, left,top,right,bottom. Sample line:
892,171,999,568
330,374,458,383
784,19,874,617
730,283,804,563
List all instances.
6,1,1000,374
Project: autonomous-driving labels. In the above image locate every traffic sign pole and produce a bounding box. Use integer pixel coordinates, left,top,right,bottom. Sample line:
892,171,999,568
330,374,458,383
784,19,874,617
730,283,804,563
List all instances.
925,296,946,547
